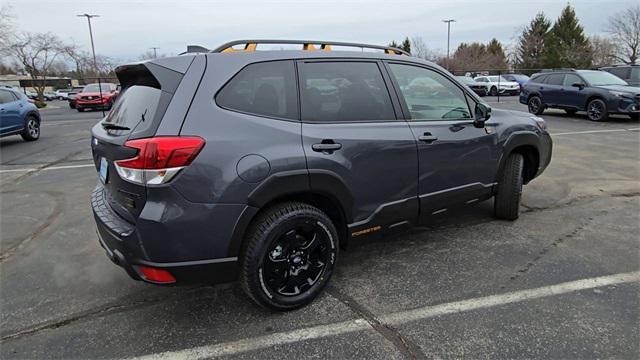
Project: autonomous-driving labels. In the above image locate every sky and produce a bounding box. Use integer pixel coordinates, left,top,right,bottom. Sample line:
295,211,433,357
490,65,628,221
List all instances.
3,0,637,63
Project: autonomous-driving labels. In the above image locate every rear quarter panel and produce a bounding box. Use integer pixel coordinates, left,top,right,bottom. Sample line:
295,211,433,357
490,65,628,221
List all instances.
175,54,307,205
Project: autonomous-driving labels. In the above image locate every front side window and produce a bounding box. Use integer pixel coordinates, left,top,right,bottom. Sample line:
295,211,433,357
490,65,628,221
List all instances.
0,90,16,104
563,74,582,87
388,63,471,120
216,60,297,120
298,61,395,122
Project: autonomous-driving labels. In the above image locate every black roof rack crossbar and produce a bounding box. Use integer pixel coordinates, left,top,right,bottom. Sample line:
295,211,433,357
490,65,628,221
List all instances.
210,39,410,56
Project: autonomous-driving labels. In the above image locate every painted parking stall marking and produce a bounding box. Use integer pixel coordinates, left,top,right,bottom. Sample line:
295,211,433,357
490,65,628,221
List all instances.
130,271,639,360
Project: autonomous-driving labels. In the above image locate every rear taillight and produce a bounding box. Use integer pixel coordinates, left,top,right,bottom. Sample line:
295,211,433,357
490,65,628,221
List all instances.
137,265,176,284
115,136,205,185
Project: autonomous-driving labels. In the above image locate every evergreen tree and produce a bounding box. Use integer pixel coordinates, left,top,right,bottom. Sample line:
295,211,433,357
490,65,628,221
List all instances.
400,37,411,53
545,4,592,68
516,12,551,70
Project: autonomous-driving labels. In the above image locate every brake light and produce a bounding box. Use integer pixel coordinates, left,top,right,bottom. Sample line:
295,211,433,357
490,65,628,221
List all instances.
115,136,205,185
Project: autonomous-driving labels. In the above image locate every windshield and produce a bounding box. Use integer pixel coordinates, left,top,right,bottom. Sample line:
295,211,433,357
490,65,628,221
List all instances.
579,71,628,86
83,84,113,93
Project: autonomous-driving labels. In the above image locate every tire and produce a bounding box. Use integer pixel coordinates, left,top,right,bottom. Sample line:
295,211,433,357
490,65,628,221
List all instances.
490,86,498,96
564,109,577,115
20,115,40,141
58,96,64,100
586,98,608,122
494,153,524,221
527,96,544,115
69,102,75,109
240,202,338,311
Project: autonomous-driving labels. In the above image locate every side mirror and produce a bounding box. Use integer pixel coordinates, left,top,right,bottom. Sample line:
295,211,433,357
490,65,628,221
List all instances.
474,102,491,128
571,82,585,89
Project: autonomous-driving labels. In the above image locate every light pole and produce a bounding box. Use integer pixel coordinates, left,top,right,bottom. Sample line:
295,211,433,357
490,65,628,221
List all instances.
150,47,160,58
442,19,456,70
77,13,105,116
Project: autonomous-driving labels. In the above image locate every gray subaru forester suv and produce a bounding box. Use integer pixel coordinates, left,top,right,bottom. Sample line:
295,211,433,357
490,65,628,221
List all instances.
91,40,552,310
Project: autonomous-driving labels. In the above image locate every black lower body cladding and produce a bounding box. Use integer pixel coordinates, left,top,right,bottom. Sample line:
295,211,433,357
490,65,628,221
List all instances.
91,184,245,284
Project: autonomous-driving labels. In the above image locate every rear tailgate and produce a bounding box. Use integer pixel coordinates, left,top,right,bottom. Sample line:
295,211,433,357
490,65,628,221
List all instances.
90,57,196,222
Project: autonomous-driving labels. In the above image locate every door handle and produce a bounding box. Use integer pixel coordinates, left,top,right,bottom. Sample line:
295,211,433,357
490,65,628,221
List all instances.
312,140,342,152
418,132,438,143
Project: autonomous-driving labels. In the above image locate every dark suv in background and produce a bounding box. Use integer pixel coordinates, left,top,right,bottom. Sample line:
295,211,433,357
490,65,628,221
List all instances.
521,69,640,121
601,65,640,86
91,40,552,310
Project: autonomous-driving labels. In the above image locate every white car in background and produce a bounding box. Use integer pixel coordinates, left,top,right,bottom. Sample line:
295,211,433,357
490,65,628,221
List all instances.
55,89,71,100
474,75,520,96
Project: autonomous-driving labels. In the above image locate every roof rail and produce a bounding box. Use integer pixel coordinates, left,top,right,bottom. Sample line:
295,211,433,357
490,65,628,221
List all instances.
211,40,410,56
540,68,576,72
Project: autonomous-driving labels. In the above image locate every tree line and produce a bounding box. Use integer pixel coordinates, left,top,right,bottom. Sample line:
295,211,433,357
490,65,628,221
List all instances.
390,4,639,73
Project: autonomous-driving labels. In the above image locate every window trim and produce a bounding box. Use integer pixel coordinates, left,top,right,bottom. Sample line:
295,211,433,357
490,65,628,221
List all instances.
214,59,301,123
383,60,477,122
295,58,401,124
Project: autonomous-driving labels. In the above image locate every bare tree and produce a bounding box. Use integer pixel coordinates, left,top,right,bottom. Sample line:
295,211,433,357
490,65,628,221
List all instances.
606,5,640,64
410,36,440,61
590,35,619,67
6,32,67,100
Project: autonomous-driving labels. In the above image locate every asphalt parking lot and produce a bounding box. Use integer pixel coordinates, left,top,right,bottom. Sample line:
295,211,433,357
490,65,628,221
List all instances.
1,98,639,359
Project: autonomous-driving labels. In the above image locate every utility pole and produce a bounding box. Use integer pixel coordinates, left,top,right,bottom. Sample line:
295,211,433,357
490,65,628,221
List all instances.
150,47,160,58
77,13,105,116
442,19,456,70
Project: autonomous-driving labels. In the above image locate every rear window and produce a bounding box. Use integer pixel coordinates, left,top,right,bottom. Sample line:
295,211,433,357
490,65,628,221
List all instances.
216,60,297,120
103,85,161,131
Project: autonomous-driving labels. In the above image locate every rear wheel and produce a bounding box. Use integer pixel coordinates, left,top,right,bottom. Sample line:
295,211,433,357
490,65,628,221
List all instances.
586,98,608,122
20,115,40,141
527,96,544,115
494,153,524,220
490,86,498,96
240,202,338,310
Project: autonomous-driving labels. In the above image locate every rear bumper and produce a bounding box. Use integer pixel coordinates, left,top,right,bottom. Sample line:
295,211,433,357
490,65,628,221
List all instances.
90,185,241,285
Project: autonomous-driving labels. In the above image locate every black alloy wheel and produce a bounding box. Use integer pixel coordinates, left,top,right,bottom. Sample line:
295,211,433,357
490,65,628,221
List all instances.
586,99,608,122
241,202,338,310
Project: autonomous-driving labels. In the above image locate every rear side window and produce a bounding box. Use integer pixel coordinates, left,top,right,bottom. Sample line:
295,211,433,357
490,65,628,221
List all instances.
216,61,297,120
530,74,547,84
298,61,395,122
544,74,564,85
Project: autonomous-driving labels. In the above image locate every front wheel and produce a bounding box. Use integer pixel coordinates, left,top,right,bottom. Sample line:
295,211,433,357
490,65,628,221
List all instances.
20,116,40,141
586,98,608,122
240,202,338,311
490,86,498,96
494,153,524,220
528,96,544,115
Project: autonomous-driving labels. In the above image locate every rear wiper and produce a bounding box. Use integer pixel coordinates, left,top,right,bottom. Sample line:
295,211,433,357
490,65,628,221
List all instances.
101,123,130,131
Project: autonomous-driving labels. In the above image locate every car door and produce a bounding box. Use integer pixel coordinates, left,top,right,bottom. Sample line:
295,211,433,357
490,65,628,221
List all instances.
0,89,23,134
298,59,419,234
542,73,565,105
561,73,587,109
385,62,499,218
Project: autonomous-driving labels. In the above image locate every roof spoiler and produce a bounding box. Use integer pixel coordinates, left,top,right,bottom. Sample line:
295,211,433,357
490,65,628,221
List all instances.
179,45,211,55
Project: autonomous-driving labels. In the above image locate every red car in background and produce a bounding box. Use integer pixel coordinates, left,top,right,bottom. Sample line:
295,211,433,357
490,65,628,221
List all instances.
75,83,119,112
